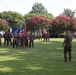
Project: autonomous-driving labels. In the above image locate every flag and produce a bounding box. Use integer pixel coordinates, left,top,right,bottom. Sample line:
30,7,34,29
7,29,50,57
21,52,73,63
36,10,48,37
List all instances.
24,23,26,36
15,27,20,34
15,23,23,34
40,28,42,35
20,23,23,32
10,27,15,35
10,26,12,34
12,27,15,35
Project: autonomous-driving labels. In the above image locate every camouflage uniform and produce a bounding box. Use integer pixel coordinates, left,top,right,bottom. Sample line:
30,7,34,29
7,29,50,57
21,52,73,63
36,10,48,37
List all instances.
64,33,73,61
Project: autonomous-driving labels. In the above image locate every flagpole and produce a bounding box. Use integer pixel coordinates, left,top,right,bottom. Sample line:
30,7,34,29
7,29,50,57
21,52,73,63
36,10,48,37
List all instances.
24,20,26,36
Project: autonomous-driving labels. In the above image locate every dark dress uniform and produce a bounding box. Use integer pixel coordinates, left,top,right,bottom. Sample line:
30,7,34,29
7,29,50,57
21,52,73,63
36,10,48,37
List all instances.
47,31,50,41
17,34,20,47
20,34,24,48
13,33,18,48
44,34,48,41
3,32,8,45
24,33,29,48
7,32,12,46
29,32,34,48
63,33,73,62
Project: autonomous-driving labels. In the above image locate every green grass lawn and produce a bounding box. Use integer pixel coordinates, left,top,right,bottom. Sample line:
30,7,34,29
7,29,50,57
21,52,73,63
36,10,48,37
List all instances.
0,38,76,75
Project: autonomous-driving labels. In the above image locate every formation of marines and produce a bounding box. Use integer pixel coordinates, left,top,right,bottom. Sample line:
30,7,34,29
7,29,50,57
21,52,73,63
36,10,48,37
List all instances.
0,31,34,48
0,27,51,47
0,28,50,48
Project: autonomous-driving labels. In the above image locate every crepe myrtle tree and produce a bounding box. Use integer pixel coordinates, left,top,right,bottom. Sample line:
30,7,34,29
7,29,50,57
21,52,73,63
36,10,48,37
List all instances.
27,16,50,31
0,19,9,31
50,15,71,34
69,18,76,31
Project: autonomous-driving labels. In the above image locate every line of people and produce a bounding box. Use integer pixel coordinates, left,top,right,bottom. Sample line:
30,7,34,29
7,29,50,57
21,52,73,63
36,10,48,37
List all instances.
0,27,50,47
0,31,34,48
0,30,50,47
12,31,34,48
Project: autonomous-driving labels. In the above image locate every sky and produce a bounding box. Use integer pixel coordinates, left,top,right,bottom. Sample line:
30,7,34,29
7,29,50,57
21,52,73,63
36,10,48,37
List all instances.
0,0,76,16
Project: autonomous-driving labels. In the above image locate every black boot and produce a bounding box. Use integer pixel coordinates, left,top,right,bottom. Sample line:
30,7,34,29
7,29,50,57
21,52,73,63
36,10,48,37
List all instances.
64,57,67,62
69,57,71,61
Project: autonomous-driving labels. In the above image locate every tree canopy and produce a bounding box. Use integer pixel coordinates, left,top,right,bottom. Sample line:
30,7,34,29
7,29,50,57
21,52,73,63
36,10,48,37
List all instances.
50,15,76,34
30,2,48,14
0,3,76,34
62,8,75,18
24,13,54,23
26,16,50,31
0,11,25,27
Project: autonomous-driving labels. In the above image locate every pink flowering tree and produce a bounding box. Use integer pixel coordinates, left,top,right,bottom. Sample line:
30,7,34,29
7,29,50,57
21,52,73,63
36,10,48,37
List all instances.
50,15,71,33
27,16,49,30
69,18,76,31
0,19,9,31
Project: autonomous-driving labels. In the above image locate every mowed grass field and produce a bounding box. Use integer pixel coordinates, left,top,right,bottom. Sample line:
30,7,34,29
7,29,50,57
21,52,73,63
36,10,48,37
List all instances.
0,38,76,75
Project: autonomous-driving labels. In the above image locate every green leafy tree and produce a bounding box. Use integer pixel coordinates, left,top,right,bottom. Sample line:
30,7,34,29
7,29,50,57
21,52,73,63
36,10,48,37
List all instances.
62,8,75,18
45,13,54,19
30,2,48,14
0,11,25,27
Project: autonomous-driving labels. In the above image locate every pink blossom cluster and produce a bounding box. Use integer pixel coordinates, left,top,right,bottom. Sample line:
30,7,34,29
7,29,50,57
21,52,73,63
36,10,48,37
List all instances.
50,15,70,27
0,19,8,25
70,18,76,26
29,16,47,26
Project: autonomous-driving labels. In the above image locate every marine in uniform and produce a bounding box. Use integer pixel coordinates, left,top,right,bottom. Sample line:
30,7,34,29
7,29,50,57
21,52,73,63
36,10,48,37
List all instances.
62,30,73,62
29,31,34,48
13,32,18,48
7,32,12,46
20,32,24,48
3,31,8,45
